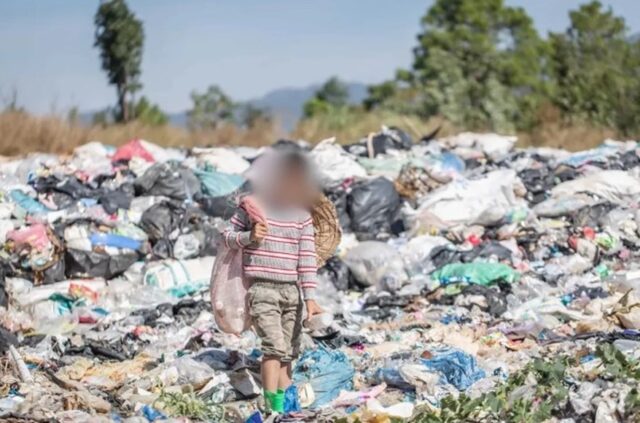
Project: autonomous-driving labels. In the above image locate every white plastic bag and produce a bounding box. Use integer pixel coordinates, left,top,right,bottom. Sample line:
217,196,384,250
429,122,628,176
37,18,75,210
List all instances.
309,138,367,185
343,241,407,292
416,169,525,226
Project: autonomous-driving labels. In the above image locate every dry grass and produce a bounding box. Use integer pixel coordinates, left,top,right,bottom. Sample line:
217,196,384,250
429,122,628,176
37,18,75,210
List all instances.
292,109,460,144
294,107,621,151
0,111,282,156
0,109,623,157
516,105,620,150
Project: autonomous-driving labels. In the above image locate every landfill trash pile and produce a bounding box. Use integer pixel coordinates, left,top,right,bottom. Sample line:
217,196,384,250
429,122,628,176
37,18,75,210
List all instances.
1,131,640,422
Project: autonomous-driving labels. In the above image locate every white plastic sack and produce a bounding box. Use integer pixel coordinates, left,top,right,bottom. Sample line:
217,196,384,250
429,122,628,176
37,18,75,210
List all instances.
549,170,640,203
400,235,451,274
0,219,14,243
309,138,367,185
143,256,215,296
73,141,112,158
209,245,250,334
343,241,407,292
533,193,595,218
417,169,525,226
9,278,106,322
10,278,106,309
192,147,251,175
71,142,114,179
438,132,517,160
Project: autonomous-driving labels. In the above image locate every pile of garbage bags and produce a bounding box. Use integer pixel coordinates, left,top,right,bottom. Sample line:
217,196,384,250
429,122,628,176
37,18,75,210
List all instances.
2,131,640,422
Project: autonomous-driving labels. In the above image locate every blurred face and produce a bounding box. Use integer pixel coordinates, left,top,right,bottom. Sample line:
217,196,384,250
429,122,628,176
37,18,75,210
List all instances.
272,164,317,208
250,151,319,209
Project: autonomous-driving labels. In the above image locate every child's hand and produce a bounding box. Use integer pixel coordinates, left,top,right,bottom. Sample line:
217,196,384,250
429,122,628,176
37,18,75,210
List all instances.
250,223,268,243
305,300,323,319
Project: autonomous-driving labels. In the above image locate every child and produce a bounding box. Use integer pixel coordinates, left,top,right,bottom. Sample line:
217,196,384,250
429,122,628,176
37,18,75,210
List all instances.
222,150,323,413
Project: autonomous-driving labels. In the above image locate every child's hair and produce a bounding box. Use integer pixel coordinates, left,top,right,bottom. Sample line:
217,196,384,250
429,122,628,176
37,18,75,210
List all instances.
280,149,310,173
278,149,319,186
247,148,320,198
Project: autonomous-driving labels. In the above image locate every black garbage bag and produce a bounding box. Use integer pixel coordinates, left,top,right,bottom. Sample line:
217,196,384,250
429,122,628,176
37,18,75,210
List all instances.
139,202,185,259
99,183,134,214
135,162,202,201
572,202,615,228
347,177,400,238
199,225,218,257
368,127,413,156
620,150,640,169
429,245,463,269
140,202,183,240
31,175,97,199
436,284,510,317
325,186,351,231
198,181,250,219
0,326,18,354
518,167,556,205
41,257,66,284
342,143,369,157
430,241,513,269
385,127,413,150
199,194,238,220
65,248,138,279
0,261,8,307
464,241,513,263
318,256,352,291
460,285,509,317
344,127,413,157
47,192,77,210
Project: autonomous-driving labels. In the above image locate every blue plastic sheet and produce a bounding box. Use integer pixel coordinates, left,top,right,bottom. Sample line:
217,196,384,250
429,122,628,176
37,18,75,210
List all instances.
293,348,354,407
10,190,50,214
245,411,263,423
422,348,486,390
284,384,301,413
194,167,244,197
374,368,415,391
140,404,166,421
437,152,466,174
90,233,142,251
561,145,618,167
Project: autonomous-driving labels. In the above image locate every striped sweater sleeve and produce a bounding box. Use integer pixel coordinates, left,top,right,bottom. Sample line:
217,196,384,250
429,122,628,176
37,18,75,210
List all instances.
222,207,253,249
297,212,318,300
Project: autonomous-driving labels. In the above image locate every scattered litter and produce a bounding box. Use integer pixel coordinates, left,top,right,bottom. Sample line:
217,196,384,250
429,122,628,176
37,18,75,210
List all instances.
1,130,640,422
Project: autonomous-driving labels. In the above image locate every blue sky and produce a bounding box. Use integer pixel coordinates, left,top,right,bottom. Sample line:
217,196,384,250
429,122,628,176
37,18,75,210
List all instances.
1,0,639,114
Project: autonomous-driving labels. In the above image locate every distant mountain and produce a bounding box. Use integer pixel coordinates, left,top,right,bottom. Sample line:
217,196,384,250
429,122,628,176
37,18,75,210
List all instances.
249,82,368,130
83,81,369,132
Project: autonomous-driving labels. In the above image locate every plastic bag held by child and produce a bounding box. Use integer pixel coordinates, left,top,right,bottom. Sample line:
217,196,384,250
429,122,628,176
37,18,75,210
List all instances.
210,196,266,334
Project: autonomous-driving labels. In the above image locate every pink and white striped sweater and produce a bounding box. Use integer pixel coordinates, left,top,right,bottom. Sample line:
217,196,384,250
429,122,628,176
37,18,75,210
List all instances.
222,206,318,300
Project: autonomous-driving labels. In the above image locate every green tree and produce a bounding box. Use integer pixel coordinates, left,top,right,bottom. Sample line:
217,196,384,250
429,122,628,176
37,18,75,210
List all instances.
397,0,546,131
187,85,235,130
303,77,349,118
364,81,397,111
316,77,348,107
363,70,422,115
94,0,144,123
239,104,271,128
549,1,640,134
133,96,168,126
303,97,332,118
